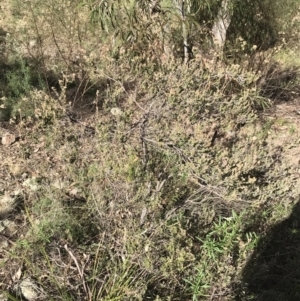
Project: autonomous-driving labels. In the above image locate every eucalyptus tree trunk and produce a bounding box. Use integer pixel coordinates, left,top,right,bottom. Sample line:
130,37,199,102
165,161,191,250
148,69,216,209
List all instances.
212,0,232,51
173,0,191,64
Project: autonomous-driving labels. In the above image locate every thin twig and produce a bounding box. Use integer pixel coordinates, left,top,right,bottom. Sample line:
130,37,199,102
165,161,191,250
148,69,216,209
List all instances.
64,244,91,300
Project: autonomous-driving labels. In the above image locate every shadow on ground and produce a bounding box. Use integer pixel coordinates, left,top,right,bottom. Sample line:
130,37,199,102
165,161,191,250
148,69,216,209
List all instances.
237,201,300,300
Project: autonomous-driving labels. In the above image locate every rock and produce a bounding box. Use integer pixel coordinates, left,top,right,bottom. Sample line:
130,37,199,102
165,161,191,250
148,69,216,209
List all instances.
110,107,123,116
0,239,8,248
16,277,46,301
0,194,16,215
1,132,16,146
19,278,39,301
1,219,18,236
23,177,39,191
0,293,8,301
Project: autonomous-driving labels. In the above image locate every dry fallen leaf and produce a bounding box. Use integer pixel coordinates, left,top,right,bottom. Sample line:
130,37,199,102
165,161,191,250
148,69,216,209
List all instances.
13,267,22,282
51,179,66,190
140,207,147,225
69,187,79,196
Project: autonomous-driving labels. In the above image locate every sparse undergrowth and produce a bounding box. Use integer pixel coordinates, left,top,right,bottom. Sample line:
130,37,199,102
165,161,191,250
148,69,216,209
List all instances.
0,0,300,301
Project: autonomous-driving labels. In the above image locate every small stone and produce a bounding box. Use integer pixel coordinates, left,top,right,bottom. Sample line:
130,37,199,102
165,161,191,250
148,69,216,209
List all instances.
19,278,39,301
21,173,28,179
2,219,18,236
0,240,8,248
69,187,79,196
0,194,16,215
0,293,8,301
23,177,39,191
110,107,122,116
1,132,16,146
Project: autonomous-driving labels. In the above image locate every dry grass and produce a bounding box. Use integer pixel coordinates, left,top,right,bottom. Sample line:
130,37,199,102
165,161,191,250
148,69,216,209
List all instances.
0,1,300,301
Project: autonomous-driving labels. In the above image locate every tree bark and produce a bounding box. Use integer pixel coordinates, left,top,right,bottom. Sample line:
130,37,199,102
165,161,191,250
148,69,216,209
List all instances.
212,0,232,51
173,0,191,63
